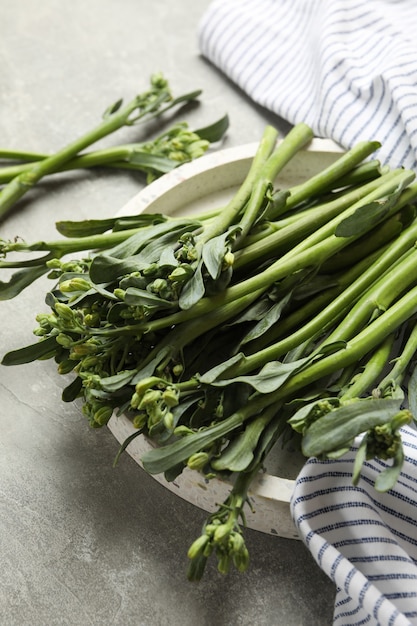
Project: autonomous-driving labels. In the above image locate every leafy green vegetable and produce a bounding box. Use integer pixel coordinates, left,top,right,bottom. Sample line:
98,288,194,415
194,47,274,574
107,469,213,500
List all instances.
2,122,417,580
0,75,229,221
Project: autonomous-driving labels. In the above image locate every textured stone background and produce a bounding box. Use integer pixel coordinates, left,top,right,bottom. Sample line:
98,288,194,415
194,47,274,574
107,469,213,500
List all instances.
0,2,335,624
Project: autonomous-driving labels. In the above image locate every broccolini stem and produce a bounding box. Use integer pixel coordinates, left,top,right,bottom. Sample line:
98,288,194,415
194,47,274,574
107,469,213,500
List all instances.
0,76,199,222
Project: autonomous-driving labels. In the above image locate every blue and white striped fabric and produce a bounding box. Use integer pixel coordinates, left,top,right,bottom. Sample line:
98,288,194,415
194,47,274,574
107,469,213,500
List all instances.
291,426,417,626
198,0,417,170
198,3,417,623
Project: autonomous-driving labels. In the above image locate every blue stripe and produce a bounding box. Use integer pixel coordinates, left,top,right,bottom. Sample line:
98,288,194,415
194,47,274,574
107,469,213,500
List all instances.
240,5,315,98
344,564,358,593
350,555,413,565
373,595,386,624
295,465,417,516
334,536,399,550
199,0,417,166
317,539,331,566
368,573,417,582
388,610,403,626
333,606,371,625
345,76,388,145
330,552,344,578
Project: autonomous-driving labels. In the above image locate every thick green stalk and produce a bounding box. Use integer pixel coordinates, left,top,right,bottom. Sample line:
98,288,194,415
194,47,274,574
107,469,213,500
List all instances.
141,386,280,474
285,169,414,256
137,170,416,335
317,208,410,274
260,123,314,182
232,178,271,246
0,148,46,162
378,321,417,392
93,170,414,339
233,171,400,269
266,284,417,404
196,123,314,247
0,79,194,222
0,144,177,183
339,334,395,401
0,107,145,220
130,287,265,379
245,246,387,353
0,227,147,263
316,159,385,191
320,248,417,346
233,236,417,374
195,125,279,246
142,284,417,475
284,140,381,210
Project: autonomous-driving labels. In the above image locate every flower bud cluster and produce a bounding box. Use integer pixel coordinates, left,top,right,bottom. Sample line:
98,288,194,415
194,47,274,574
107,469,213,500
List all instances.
365,409,413,460
289,397,341,434
33,312,57,337
82,397,114,428
46,258,91,280
130,378,180,437
187,510,250,580
142,122,209,181
175,233,198,263
134,73,171,118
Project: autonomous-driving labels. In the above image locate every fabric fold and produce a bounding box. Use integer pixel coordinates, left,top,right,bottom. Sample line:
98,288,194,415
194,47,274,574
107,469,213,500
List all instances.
199,3,417,622
198,0,417,169
290,426,417,625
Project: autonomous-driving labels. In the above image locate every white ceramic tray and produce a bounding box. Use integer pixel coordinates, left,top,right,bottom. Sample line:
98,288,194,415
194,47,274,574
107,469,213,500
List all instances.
107,137,343,540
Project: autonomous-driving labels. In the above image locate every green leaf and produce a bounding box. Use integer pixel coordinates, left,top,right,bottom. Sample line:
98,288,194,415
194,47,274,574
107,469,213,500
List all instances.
166,89,202,107
89,254,147,284
131,346,172,383
178,261,205,310
227,299,271,326
292,275,339,300
261,189,290,222
374,443,405,492
202,228,236,280
199,353,246,384
335,187,404,238
1,335,58,365
140,226,196,265
141,411,241,475
56,217,119,237
288,398,338,434
113,428,143,467
127,151,177,174
240,291,292,345
164,461,186,482
62,376,83,402
246,415,288,471
103,98,123,118
104,219,198,260
302,396,403,457
211,412,272,472
55,214,166,238
203,357,311,393
0,266,49,300
194,114,229,143
100,370,136,393
112,214,167,232
124,287,175,310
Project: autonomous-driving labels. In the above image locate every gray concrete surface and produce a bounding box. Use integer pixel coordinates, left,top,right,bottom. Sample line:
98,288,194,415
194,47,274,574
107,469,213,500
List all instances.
0,2,335,624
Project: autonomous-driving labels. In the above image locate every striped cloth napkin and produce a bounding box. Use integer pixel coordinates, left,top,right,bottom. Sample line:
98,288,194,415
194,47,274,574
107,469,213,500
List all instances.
198,0,417,170
291,426,417,625
198,2,417,624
